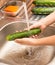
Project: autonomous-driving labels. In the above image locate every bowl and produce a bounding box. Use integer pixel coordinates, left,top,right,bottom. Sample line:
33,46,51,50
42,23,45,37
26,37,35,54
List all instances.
2,1,23,17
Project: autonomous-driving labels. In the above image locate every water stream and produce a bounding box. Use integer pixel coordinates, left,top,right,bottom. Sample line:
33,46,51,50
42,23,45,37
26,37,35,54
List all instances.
23,2,30,31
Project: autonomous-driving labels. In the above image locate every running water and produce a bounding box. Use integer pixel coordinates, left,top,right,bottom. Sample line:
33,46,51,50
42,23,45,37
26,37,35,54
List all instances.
23,2,30,31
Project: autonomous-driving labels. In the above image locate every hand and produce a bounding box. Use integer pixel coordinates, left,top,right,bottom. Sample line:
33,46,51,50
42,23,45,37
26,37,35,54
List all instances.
15,19,47,45
15,35,55,45
15,38,39,46
29,19,47,31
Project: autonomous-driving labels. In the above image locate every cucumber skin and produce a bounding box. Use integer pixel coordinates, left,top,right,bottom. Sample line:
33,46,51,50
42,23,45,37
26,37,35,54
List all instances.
32,7,55,14
33,0,55,6
6,28,41,41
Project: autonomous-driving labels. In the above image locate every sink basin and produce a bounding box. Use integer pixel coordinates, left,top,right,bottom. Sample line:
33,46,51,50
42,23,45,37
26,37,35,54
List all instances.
0,21,55,65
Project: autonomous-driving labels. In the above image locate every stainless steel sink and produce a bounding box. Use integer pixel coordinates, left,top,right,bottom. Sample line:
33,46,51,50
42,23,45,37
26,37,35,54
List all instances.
0,20,55,65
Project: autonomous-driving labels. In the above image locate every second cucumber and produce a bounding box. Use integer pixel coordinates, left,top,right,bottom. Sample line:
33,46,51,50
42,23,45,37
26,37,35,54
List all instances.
33,0,55,7
32,7,55,14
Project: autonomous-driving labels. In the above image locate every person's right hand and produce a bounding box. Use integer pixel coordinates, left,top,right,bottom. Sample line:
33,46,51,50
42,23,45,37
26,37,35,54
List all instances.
25,19,47,38
28,19,47,32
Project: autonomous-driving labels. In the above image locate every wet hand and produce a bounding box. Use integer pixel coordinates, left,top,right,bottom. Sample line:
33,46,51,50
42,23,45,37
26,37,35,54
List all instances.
15,38,38,46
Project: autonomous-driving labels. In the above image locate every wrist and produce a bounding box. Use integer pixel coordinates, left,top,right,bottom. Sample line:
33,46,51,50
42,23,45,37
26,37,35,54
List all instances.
39,11,55,28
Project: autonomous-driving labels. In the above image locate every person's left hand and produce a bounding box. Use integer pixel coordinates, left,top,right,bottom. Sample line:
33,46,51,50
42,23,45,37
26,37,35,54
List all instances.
15,38,39,46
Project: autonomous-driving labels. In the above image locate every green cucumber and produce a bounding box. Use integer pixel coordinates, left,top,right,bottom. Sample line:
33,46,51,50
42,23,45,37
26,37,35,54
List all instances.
32,7,55,14
33,0,55,6
6,28,41,41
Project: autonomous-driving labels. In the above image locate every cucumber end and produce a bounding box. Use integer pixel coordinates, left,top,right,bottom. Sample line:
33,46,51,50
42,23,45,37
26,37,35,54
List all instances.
6,35,12,41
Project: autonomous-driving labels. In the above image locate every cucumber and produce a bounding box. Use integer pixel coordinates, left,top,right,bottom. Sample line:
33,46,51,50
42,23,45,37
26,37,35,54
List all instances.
33,0,55,7
6,28,41,41
32,7,55,14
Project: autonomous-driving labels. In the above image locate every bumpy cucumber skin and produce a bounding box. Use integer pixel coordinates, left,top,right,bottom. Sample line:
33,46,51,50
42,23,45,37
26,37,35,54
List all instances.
32,7,55,14
6,28,41,41
33,0,55,6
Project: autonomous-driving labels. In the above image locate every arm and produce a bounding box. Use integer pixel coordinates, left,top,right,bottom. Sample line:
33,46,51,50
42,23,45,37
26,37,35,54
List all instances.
39,11,55,27
29,11,55,31
15,35,55,45
35,35,55,45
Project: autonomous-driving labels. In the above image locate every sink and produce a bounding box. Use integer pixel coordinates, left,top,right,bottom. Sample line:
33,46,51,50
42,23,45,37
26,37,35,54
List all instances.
0,21,55,65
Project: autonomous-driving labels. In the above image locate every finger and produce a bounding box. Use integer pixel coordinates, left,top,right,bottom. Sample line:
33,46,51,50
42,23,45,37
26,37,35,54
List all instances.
29,35,38,38
15,38,32,45
31,35,35,38
32,35,38,39
34,35,38,38
29,35,35,38
35,35,38,37
15,38,36,45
